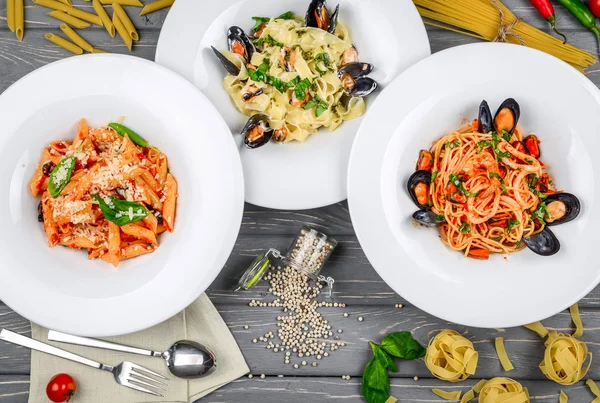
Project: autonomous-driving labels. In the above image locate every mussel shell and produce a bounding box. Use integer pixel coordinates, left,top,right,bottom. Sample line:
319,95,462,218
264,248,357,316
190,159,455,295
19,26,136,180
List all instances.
346,77,378,97
494,98,520,134
338,62,374,79
523,228,560,256
305,0,326,28
328,4,339,33
407,170,432,209
412,209,443,227
478,100,493,134
544,193,581,226
227,26,254,62
211,46,241,76
242,114,273,149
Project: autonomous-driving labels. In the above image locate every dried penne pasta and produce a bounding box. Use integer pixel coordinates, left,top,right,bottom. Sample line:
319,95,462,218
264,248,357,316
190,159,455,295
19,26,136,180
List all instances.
99,0,142,5
59,24,94,52
14,0,23,41
45,33,83,55
162,173,177,232
112,3,138,40
65,5,103,26
32,0,68,12
112,10,132,50
48,11,91,28
139,0,174,16
7,0,15,32
92,0,115,37
57,0,72,5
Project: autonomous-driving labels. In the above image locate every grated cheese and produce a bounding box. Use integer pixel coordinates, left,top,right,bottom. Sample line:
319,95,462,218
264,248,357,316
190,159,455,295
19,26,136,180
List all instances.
51,158,74,187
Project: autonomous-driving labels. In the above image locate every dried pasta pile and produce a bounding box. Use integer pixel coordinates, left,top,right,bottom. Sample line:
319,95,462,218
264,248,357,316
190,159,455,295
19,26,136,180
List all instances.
425,330,479,382
6,0,175,53
413,0,597,72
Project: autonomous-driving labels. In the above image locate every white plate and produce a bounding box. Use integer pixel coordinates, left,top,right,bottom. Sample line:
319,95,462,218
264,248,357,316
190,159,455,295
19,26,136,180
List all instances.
156,0,430,209
0,54,245,336
348,43,600,328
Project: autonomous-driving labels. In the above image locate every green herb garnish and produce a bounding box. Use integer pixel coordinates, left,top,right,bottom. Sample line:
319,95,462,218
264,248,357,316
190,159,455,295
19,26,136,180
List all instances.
459,222,471,234
108,123,149,148
506,219,520,232
448,174,479,198
294,78,312,100
48,154,77,198
476,140,493,153
489,172,507,194
532,202,549,226
431,171,439,181
252,35,284,48
92,195,149,226
501,129,512,142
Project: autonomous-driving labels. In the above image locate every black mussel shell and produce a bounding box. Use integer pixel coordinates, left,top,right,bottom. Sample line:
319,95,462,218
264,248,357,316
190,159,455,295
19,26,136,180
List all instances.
412,209,444,227
305,0,327,29
242,114,273,149
407,170,432,209
227,26,254,63
328,4,340,33
478,100,493,133
523,228,560,256
346,77,378,97
544,193,581,226
494,98,520,134
338,62,374,79
211,46,241,76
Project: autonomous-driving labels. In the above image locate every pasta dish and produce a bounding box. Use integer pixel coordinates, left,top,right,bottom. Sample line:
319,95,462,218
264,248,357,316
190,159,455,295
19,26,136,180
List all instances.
408,99,580,260
211,0,377,148
30,119,178,267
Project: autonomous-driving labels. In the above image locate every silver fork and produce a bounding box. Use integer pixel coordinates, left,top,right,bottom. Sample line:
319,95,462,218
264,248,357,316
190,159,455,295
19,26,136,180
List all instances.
0,329,169,396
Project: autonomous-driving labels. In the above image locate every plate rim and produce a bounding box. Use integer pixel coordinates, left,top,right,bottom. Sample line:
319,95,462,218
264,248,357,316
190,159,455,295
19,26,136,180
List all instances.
347,42,600,328
0,53,245,336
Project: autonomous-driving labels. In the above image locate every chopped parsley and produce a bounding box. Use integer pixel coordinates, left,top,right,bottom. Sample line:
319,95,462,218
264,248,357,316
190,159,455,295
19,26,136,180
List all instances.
506,219,520,232
252,35,284,48
303,95,329,117
431,170,439,181
489,172,507,194
444,140,461,149
248,61,298,93
491,236,503,242
251,11,293,33
448,173,479,198
314,52,333,75
459,222,471,234
532,202,550,225
476,140,493,153
501,129,512,142
294,78,312,100
436,214,445,221
491,132,511,160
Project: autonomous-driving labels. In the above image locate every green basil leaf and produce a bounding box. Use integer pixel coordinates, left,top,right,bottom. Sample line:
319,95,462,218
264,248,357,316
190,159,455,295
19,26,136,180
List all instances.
369,342,398,373
491,236,503,241
48,155,77,198
507,219,520,232
302,99,318,110
251,16,270,32
92,195,149,226
277,11,294,19
431,170,438,181
459,222,471,234
380,331,426,360
108,123,149,148
294,78,312,100
253,35,284,48
315,104,328,117
361,357,390,403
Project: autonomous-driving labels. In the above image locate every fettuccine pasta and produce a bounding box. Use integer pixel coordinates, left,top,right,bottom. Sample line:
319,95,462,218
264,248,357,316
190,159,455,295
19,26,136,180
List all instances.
478,378,529,403
539,332,591,385
425,330,479,382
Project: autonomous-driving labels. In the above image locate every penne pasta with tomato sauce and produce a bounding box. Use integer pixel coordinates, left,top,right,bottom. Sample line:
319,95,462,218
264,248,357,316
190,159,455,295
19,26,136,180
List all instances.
30,119,178,267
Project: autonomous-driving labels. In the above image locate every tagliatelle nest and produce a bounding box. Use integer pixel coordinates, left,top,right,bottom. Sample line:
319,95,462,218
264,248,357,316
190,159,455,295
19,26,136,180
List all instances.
539,332,592,385
425,330,478,382
478,377,529,403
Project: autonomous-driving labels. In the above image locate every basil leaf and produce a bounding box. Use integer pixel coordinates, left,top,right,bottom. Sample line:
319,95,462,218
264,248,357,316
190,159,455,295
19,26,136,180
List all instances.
108,123,149,148
252,35,284,48
315,103,328,117
277,11,294,19
302,99,318,110
532,202,548,226
380,331,426,360
294,78,312,100
431,170,438,181
448,174,478,198
48,155,77,198
251,16,270,32
459,222,471,234
361,357,390,403
92,195,149,226
489,172,507,194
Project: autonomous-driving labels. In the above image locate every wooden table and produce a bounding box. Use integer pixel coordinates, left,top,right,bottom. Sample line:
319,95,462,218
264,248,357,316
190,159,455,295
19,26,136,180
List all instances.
0,0,599,401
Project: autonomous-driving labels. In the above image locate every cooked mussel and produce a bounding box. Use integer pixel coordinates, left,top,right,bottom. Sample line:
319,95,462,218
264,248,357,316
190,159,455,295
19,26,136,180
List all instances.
241,85,264,102
494,98,520,134
412,209,444,227
242,114,273,149
227,26,254,63
339,74,377,97
544,193,581,226
211,46,241,76
407,170,432,209
338,62,373,78
523,228,560,256
477,100,493,134
305,0,339,34
341,45,359,65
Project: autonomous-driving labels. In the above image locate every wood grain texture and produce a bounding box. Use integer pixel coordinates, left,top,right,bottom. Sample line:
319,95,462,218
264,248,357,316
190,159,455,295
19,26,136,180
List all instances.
0,0,600,401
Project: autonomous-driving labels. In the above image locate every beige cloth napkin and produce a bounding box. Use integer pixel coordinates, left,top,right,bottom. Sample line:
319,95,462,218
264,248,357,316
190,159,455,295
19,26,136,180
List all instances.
28,294,249,403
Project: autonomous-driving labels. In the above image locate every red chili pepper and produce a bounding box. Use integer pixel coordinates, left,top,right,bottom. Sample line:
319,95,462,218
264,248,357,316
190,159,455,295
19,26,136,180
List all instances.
528,0,568,43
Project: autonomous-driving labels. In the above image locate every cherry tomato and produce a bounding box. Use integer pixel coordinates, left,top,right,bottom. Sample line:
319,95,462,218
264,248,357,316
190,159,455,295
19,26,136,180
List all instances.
46,374,76,403
589,0,600,18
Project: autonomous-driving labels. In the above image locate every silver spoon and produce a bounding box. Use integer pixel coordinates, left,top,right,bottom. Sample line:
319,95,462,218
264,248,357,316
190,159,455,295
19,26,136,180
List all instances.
48,330,216,379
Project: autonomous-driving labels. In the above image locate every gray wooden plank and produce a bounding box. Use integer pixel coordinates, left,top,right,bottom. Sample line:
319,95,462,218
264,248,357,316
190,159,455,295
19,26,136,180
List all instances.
2,301,600,379
1,375,598,403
